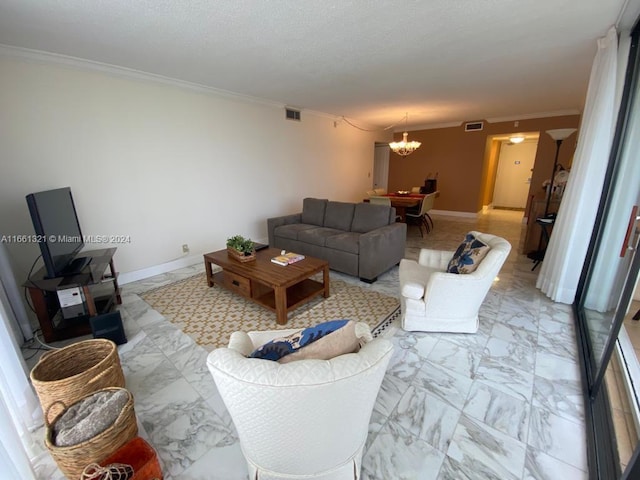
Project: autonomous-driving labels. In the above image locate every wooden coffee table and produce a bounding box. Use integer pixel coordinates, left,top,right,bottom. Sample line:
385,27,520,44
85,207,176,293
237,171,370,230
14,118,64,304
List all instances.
203,247,330,325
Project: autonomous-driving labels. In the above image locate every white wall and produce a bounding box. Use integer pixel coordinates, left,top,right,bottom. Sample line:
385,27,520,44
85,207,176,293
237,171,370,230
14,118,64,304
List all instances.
0,54,389,285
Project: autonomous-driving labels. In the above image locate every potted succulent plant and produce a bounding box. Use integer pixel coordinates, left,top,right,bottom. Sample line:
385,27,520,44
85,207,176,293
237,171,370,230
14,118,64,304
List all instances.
226,235,256,262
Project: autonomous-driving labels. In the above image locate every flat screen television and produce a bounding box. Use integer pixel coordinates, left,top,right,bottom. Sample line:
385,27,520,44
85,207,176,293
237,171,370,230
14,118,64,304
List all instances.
26,187,91,278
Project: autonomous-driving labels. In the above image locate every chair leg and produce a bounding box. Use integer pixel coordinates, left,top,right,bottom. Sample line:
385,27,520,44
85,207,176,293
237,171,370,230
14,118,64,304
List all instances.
407,217,424,237
421,215,430,234
412,217,424,237
426,213,434,230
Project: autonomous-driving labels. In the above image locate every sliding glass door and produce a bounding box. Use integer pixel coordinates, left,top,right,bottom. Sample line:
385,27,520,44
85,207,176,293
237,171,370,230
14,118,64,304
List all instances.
575,25,640,480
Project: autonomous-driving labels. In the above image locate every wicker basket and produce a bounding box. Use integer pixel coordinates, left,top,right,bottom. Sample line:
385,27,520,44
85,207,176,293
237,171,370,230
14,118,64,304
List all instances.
227,246,256,262
30,338,125,419
45,387,138,480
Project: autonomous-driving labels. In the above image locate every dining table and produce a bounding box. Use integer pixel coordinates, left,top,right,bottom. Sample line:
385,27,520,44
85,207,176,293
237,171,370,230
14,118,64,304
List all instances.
364,193,425,222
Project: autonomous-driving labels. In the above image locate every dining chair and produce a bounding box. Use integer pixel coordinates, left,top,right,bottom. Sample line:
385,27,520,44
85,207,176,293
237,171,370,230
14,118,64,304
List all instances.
368,195,391,206
369,196,402,221
405,192,436,237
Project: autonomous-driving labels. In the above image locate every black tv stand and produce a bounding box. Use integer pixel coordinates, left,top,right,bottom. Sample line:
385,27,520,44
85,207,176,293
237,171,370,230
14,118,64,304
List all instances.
24,248,121,342
61,256,92,276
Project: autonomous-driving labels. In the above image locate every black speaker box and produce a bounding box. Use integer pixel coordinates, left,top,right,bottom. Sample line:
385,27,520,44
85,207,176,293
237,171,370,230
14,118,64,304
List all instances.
89,311,127,345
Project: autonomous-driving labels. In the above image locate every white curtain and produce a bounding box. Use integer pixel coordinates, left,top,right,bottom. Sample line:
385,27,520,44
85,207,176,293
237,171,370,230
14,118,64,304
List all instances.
0,243,33,341
537,27,622,303
0,269,42,478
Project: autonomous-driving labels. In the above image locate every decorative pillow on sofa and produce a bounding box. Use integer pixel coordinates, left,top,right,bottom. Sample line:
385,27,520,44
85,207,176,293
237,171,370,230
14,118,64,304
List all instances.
249,319,372,363
447,233,491,274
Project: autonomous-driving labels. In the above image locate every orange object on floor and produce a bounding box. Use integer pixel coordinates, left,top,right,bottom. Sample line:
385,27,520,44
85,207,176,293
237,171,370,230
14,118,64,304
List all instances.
99,436,162,480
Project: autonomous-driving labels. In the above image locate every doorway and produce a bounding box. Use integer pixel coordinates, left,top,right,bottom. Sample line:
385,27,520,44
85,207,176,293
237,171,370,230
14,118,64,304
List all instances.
373,143,390,191
482,133,540,214
493,139,539,209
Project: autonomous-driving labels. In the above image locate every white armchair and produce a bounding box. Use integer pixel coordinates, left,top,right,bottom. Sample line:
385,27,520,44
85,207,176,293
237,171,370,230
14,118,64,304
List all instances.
206,329,393,480
399,231,511,333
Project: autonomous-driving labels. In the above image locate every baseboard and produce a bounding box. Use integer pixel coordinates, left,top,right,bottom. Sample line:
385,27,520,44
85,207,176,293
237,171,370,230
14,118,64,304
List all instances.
430,209,479,218
118,236,270,285
119,255,202,285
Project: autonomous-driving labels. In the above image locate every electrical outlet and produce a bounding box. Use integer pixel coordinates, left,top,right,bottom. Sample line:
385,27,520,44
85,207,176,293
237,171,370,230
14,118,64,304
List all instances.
182,244,189,254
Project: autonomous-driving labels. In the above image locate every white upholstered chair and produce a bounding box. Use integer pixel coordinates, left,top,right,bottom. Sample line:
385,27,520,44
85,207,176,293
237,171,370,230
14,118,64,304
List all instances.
369,196,402,221
399,231,511,333
206,329,393,480
405,192,436,237
368,195,391,206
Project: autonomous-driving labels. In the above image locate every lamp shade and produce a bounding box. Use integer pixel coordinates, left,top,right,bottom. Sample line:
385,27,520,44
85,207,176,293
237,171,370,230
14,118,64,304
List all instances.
546,128,577,141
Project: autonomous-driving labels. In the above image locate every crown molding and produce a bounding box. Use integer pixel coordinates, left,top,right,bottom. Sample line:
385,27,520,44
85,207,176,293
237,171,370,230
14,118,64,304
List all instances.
395,121,463,133
485,110,581,123
0,44,583,130
393,109,582,133
0,44,356,124
0,44,288,109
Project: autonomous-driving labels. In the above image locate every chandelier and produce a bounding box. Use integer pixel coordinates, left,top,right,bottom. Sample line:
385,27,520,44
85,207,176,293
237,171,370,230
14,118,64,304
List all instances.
389,113,421,156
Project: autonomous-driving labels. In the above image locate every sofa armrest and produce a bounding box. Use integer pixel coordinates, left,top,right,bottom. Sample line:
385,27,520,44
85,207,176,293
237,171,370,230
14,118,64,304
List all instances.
267,213,302,246
418,248,455,270
359,222,407,281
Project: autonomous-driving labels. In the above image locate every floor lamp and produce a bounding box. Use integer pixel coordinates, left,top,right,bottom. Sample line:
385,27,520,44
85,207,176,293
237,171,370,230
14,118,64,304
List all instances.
543,128,577,216
529,128,577,270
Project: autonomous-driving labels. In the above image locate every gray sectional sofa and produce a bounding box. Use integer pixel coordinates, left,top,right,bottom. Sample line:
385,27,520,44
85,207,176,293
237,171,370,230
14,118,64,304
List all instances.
267,198,407,282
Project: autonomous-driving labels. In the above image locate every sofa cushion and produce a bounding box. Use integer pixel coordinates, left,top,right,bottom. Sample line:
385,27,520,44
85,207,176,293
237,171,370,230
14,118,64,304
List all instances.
298,227,344,247
324,201,355,231
249,319,371,363
447,233,491,274
301,198,328,226
325,232,360,254
351,203,392,233
274,223,318,240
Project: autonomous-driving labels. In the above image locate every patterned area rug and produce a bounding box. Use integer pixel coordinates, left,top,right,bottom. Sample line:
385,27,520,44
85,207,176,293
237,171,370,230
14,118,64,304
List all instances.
140,273,400,351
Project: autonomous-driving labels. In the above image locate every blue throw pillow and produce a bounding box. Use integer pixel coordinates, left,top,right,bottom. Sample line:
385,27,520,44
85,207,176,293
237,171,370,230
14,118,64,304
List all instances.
249,319,350,361
447,233,490,274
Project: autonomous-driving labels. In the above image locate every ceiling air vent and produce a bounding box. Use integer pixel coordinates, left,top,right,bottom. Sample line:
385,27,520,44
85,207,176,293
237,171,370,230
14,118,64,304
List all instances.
285,108,301,121
465,121,484,132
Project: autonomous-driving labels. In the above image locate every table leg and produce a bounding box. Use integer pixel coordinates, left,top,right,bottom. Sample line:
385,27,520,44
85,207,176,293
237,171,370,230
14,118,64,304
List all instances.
204,259,214,287
274,286,288,325
28,287,55,343
82,286,97,316
323,265,330,298
395,206,407,222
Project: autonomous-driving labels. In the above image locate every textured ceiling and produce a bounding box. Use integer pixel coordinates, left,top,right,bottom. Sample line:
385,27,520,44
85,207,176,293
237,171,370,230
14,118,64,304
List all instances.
0,0,636,128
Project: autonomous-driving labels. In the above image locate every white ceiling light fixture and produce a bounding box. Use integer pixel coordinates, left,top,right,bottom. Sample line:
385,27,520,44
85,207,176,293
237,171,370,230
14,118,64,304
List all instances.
509,135,525,144
389,113,421,157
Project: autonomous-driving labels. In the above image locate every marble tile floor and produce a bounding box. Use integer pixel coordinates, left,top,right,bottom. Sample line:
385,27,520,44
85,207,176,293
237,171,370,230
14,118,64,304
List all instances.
27,209,588,479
